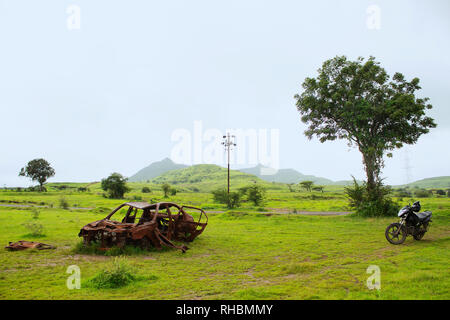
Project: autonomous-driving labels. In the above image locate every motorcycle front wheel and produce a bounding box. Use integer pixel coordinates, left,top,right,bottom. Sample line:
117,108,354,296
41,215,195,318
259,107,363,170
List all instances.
385,223,407,245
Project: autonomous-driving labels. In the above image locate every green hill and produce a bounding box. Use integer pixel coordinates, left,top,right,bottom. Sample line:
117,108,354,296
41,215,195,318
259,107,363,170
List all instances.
151,164,282,192
128,158,188,182
401,176,450,189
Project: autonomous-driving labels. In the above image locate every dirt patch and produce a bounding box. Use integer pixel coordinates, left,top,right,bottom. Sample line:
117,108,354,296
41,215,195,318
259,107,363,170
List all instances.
267,208,352,216
73,254,111,262
0,204,93,210
206,209,352,216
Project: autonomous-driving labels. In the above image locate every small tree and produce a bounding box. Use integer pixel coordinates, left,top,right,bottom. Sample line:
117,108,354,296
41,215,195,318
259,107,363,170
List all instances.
287,183,295,192
299,181,314,192
101,173,130,199
161,183,171,198
19,158,55,191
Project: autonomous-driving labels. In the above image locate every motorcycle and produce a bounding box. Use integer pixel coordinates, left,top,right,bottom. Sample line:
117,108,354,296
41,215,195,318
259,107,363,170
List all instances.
385,201,432,245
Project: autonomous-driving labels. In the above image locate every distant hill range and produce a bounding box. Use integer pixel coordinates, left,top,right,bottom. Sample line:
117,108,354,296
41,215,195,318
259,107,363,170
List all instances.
128,159,360,186
128,158,449,188
128,158,188,182
398,176,450,189
238,164,358,185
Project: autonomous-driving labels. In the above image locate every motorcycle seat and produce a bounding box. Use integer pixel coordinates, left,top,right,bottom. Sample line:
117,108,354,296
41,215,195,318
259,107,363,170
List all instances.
415,211,432,221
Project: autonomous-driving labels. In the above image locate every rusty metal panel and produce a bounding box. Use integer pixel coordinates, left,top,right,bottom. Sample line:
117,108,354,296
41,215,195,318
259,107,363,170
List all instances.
5,241,55,251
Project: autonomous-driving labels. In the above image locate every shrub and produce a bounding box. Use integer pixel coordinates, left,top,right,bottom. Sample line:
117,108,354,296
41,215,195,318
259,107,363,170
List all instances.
435,189,445,196
31,208,40,219
211,188,241,209
395,190,411,198
59,196,69,209
170,188,177,196
23,221,45,237
92,207,111,215
312,186,324,193
345,178,399,217
246,185,266,206
141,187,151,193
86,257,136,289
415,189,431,198
27,186,45,192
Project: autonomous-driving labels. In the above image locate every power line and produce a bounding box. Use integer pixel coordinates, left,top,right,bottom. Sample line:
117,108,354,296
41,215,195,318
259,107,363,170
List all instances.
403,148,413,185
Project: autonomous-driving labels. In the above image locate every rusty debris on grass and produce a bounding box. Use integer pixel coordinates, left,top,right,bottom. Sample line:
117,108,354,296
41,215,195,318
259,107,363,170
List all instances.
5,240,56,251
78,202,208,253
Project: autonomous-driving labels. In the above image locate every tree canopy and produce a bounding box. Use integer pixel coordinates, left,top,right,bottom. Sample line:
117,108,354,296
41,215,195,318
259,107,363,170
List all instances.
299,181,314,192
19,158,55,191
101,173,130,199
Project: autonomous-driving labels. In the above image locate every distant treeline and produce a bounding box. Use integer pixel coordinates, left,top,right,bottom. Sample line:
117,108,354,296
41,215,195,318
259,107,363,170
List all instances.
395,187,450,198
2,185,90,192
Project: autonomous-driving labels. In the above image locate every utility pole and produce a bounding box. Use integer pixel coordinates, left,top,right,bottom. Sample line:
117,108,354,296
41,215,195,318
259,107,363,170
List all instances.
222,133,236,194
403,147,413,185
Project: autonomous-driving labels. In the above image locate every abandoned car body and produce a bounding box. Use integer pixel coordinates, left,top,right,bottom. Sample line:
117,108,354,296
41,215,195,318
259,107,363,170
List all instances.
78,202,208,253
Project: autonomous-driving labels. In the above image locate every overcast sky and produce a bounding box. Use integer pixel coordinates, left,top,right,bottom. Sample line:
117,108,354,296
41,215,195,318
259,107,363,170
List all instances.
1,0,449,187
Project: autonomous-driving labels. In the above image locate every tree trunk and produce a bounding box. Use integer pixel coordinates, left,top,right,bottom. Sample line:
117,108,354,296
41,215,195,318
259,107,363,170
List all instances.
362,151,379,200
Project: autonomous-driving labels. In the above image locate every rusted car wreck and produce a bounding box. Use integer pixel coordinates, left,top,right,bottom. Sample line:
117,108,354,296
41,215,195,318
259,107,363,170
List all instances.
78,202,208,253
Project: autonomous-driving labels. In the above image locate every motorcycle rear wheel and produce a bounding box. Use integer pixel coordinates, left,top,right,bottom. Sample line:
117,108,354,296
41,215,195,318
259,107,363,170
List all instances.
413,231,425,240
385,223,407,245
413,222,429,240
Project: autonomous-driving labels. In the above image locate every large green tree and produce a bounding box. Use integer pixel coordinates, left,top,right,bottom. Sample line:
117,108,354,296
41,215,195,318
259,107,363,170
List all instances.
19,158,55,191
295,56,436,200
101,173,130,199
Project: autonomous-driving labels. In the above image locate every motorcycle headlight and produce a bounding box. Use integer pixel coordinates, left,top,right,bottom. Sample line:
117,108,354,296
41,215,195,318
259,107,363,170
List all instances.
398,208,408,217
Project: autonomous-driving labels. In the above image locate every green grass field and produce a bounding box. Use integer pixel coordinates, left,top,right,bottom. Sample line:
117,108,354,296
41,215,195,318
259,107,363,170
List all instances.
0,186,449,300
